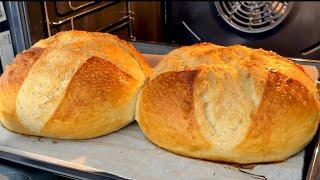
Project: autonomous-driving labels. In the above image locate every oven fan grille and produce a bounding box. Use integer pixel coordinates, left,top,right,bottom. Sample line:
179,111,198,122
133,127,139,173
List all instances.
215,1,293,33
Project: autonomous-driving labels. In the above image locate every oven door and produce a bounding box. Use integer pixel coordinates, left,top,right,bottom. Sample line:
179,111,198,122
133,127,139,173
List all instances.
3,1,133,56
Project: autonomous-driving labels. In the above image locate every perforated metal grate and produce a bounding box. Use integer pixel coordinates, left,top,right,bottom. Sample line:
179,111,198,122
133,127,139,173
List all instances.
215,1,293,33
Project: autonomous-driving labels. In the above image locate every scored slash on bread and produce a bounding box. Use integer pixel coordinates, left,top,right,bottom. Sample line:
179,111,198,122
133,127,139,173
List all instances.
136,42,319,164
0,30,151,139
0,32,318,164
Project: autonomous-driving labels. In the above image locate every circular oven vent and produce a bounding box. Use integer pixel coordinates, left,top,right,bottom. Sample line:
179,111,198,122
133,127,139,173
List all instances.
215,1,293,33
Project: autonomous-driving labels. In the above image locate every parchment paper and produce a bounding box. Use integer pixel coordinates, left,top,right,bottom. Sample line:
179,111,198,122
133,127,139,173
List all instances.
0,55,317,180
0,123,306,180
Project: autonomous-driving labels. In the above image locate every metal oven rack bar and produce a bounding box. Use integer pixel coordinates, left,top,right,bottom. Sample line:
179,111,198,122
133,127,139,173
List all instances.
68,1,95,11
43,1,134,38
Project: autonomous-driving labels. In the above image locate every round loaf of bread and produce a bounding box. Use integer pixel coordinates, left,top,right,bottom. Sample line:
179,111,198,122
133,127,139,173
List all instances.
136,43,319,164
0,30,151,139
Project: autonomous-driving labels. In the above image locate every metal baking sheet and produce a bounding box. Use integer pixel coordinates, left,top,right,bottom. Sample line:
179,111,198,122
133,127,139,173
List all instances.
0,43,319,179
0,122,309,180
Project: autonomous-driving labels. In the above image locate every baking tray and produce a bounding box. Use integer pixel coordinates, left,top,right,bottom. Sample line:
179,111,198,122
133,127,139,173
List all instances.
0,41,318,180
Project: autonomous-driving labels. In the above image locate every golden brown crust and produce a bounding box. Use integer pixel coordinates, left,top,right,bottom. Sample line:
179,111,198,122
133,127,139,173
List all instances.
137,70,211,155
137,42,320,164
0,48,44,134
0,30,149,139
235,71,319,163
41,57,141,139
32,30,152,78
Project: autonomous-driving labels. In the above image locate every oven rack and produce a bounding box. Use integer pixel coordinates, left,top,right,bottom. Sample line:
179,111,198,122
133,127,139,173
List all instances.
43,1,134,39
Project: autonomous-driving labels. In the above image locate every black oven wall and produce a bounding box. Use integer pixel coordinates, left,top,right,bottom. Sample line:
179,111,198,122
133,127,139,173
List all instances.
164,1,320,60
